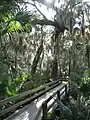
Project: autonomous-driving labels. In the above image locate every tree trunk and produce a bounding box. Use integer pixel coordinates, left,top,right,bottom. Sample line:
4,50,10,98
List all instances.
70,0,73,34
31,43,43,75
69,50,71,76
86,45,90,76
51,57,58,80
72,38,76,72
51,34,59,80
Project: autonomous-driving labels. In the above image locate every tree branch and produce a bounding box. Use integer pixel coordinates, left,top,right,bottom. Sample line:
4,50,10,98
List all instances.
23,1,47,19
31,19,59,28
33,1,47,19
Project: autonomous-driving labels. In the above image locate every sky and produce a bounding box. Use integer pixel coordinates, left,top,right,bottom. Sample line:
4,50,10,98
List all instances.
83,0,90,2
26,0,90,21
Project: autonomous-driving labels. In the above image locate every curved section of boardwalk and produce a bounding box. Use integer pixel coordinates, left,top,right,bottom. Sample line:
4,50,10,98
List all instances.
5,82,68,120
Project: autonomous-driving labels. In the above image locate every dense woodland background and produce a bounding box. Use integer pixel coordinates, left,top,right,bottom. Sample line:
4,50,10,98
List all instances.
0,0,90,119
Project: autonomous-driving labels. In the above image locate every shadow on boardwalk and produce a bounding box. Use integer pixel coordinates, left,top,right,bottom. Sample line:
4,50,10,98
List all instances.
5,82,67,120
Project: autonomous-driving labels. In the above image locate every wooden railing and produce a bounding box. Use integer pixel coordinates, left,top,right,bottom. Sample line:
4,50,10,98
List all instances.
34,83,69,120
0,80,63,119
0,78,69,120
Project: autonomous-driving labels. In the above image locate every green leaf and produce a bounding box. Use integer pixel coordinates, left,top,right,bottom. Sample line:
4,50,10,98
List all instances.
6,87,12,96
24,23,32,32
8,21,22,32
0,12,12,22
15,77,19,83
6,85,17,96
20,72,26,82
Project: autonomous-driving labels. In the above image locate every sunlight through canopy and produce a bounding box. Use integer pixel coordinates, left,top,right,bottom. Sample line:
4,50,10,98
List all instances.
46,0,53,3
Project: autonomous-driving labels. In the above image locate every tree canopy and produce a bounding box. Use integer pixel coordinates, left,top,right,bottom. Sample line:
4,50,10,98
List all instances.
0,0,90,119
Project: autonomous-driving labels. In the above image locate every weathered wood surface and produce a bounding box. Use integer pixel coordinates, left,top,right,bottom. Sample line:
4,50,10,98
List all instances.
0,80,59,106
0,82,60,118
0,80,62,118
4,82,68,120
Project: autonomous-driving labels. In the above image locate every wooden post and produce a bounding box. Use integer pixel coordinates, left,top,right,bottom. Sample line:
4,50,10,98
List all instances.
68,81,70,93
65,84,67,96
42,101,47,120
57,90,61,119
57,90,60,100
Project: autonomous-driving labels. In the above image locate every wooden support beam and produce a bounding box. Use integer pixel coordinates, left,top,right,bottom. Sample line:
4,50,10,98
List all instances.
42,102,47,120
65,84,67,96
57,90,60,100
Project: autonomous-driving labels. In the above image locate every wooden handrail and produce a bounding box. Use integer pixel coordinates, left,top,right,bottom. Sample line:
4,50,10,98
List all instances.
0,80,60,106
33,83,67,120
47,98,57,111
42,83,68,120
0,81,61,118
42,102,47,120
34,106,42,120
34,81,69,120
0,78,69,120
46,84,65,103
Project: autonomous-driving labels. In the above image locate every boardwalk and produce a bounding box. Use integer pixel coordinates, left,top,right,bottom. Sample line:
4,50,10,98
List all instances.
5,82,67,120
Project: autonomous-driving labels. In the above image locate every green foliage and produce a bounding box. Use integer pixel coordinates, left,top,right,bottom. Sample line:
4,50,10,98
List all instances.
15,72,27,84
0,11,32,35
21,71,51,92
0,0,21,13
15,12,30,24
0,73,9,87
0,72,27,96
0,73,11,99
0,12,12,21
47,112,56,120
24,23,32,32
8,21,22,32
70,72,82,85
0,12,22,34
9,72,27,96
6,83,17,96
79,70,90,98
